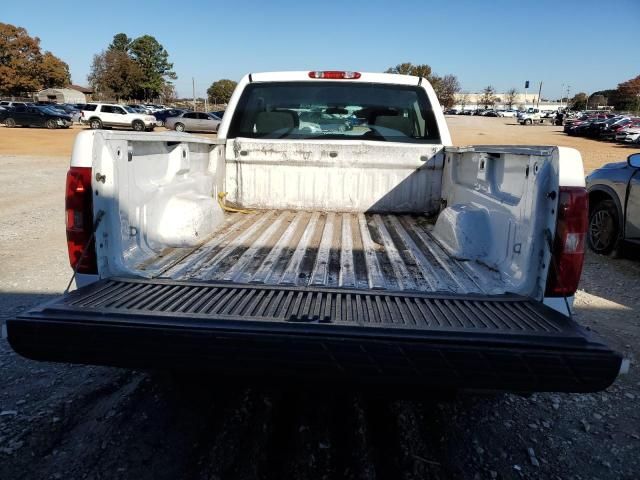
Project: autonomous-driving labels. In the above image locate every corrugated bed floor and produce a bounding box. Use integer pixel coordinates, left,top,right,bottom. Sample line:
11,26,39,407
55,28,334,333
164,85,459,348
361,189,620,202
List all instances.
144,211,503,294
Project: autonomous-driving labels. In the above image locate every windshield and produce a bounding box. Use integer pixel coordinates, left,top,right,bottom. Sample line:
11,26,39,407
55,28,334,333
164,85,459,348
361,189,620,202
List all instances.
228,82,441,143
124,106,136,113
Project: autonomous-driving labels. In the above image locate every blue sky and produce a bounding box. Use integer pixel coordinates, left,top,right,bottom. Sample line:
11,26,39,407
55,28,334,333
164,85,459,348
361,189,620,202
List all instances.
2,0,638,98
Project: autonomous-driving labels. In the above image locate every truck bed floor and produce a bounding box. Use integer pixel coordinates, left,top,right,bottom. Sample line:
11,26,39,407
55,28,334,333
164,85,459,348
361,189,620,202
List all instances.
140,211,503,294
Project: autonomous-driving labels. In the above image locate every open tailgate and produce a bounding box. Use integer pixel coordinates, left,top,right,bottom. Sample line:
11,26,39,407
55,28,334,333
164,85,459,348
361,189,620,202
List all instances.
8,278,622,393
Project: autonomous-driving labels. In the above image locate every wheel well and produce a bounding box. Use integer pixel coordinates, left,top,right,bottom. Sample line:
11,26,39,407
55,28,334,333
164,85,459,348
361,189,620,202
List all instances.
589,190,613,213
589,187,624,234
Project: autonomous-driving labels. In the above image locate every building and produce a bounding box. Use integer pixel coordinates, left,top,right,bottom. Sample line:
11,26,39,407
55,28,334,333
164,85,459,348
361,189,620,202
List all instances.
36,87,87,104
453,92,565,111
68,84,94,100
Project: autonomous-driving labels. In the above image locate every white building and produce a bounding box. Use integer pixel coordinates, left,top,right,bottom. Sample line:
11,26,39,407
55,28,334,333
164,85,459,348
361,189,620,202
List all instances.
454,92,564,111
36,88,86,104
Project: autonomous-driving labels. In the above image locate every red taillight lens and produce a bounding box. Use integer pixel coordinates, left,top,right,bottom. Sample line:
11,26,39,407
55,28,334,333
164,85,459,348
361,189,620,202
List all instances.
545,187,588,297
65,166,97,274
308,71,361,79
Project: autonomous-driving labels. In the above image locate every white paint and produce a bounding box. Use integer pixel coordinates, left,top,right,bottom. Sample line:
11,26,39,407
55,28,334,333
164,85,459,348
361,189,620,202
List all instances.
89,131,222,279
225,138,444,212
441,146,561,298
554,147,585,187
73,80,583,303
433,204,491,260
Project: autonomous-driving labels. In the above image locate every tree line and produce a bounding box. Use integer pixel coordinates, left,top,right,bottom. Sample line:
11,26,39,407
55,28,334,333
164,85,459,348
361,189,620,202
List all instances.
568,75,640,112
0,23,71,96
88,33,177,102
384,63,461,108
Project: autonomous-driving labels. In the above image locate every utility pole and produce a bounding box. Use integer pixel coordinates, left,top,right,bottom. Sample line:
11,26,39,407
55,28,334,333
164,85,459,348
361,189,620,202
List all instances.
192,77,196,111
536,81,542,109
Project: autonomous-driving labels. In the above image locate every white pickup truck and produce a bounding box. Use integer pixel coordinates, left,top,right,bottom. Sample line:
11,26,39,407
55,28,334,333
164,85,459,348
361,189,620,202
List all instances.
8,71,623,393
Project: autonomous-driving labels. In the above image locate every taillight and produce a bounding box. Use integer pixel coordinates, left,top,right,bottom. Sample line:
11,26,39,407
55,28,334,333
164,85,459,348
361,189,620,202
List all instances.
545,187,588,297
65,166,97,274
308,71,361,79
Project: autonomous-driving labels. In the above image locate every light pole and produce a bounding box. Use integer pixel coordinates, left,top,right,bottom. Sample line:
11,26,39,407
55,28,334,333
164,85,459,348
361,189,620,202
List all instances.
561,83,565,109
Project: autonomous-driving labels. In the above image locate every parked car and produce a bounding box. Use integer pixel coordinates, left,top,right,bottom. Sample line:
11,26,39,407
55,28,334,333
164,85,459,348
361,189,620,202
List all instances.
48,104,82,123
0,101,33,109
0,104,72,128
615,126,640,143
7,70,623,395
585,116,630,139
497,110,517,117
125,104,150,114
152,108,186,126
599,118,634,140
80,103,158,131
586,153,640,255
484,110,499,117
518,108,545,125
211,110,225,118
444,108,459,115
164,111,221,132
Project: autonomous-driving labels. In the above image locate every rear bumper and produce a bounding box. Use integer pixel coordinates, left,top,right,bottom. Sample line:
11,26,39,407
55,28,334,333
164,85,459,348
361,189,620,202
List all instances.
7,278,623,393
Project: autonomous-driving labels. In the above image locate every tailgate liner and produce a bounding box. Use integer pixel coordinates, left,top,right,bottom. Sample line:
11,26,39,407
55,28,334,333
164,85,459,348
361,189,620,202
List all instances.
8,278,622,392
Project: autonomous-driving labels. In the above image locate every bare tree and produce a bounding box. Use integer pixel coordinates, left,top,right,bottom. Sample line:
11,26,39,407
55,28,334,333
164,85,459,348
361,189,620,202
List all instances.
458,92,469,111
384,62,460,108
504,88,518,109
433,74,461,109
161,83,177,104
479,85,498,108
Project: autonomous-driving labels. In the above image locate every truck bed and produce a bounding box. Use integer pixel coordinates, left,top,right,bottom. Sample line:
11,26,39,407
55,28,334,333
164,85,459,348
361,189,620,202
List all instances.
11,210,622,394
139,210,502,295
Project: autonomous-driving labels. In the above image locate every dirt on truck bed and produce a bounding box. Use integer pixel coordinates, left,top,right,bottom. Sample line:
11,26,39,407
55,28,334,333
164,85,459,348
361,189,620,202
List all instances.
1,135,639,478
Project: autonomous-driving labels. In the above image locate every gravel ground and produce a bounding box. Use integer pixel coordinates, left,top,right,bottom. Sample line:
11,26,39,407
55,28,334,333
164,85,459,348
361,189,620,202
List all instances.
1,129,639,479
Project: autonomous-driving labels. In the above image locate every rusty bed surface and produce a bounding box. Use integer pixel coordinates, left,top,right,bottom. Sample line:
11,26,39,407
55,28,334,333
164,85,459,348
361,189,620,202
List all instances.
139,211,503,294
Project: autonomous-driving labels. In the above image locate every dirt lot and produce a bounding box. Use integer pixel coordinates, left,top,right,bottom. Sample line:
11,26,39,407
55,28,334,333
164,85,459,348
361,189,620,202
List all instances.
0,120,638,479
0,116,635,172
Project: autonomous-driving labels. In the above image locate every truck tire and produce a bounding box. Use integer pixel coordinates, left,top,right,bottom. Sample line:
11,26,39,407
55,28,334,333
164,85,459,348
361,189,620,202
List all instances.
525,118,532,125
89,118,103,129
175,122,185,132
588,199,620,256
132,120,145,132
46,119,58,129
4,118,16,128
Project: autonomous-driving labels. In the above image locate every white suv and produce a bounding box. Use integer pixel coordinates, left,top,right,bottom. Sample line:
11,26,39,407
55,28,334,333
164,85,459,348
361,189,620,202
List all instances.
81,103,158,131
